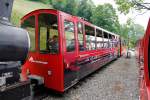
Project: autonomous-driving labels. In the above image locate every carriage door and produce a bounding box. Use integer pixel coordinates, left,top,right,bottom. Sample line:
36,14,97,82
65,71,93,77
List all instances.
62,16,78,89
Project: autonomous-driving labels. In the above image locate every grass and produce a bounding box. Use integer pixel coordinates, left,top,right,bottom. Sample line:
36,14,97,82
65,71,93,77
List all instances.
11,0,53,26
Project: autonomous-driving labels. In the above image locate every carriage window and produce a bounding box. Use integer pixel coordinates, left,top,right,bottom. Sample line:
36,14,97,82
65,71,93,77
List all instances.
21,16,35,51
38,13,58,53
114,36,118,47
78,22,85,51
64,20,75,52
85,25,95,50
96,29,103,49
103,32,109,48
109,34,113,48
111,35,118,47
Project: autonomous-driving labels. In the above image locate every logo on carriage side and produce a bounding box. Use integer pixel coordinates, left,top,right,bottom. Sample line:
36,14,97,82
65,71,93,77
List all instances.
29,57,48,65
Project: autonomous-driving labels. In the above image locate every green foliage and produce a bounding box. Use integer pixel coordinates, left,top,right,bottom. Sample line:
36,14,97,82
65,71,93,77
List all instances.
134,24,145,39
76,0,95,21
52,0,78,15
51,0,94,19
119,19,144,47
120,25,129,39
11,9,23,26
114,0,144,14
51,0,66,11
64,0,78,15
11,0,51,26
51,0,78,15
91,4,120,33
129,23,144,47
28,0,52,4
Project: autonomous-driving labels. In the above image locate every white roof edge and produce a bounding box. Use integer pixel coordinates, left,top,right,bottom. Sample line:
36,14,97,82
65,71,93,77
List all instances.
95,26,119,37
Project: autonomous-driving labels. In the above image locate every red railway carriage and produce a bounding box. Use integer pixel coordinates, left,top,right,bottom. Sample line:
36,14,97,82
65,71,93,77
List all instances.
137,18,150,100
21,9,121,92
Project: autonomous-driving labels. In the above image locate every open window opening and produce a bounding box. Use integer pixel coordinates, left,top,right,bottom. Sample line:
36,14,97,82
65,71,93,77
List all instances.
78,22,85,51
96,29,103,49
85,25,95,50
38,13,59,54
64,20,75,52
21,16,35,51
103,32,109,48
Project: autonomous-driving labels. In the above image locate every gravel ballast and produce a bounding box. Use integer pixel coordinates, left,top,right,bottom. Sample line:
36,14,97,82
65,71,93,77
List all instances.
42,56,139,100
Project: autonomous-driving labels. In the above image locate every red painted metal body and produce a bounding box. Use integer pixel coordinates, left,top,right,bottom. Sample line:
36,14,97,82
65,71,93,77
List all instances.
136,19,150,100
21,9,122,92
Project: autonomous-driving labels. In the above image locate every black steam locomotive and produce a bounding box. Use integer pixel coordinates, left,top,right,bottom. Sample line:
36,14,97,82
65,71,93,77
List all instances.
0,0,31,99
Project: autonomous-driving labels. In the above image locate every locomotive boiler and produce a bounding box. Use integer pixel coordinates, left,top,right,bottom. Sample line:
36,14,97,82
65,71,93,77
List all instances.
0,0,31,99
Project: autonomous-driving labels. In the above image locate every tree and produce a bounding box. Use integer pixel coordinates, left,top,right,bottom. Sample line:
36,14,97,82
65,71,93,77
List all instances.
114,0,150,14
114,0,147,47
123,19,144,47
64,0,78,15
51,0,78,15
119,24,129,39
91,4,120,33
77,0,95,21
134,24,145,39
52,0,66,11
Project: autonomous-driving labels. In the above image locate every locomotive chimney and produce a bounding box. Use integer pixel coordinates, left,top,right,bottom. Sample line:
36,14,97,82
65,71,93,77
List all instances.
0,0,14,21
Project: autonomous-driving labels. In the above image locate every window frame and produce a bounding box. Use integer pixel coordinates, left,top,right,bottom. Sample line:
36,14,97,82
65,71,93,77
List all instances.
84,24,96,51
96,29,104,49
38,13,59,54
77,22,86,52
21,15,36,52
103,31,109,48
64,20,76,52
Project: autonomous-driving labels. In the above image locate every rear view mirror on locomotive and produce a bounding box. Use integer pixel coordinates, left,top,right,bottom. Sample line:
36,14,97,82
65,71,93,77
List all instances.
21,9,123,92
0,0,31,99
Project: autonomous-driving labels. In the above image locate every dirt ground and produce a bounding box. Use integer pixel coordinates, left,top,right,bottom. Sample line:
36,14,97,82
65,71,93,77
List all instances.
41,55,139,100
